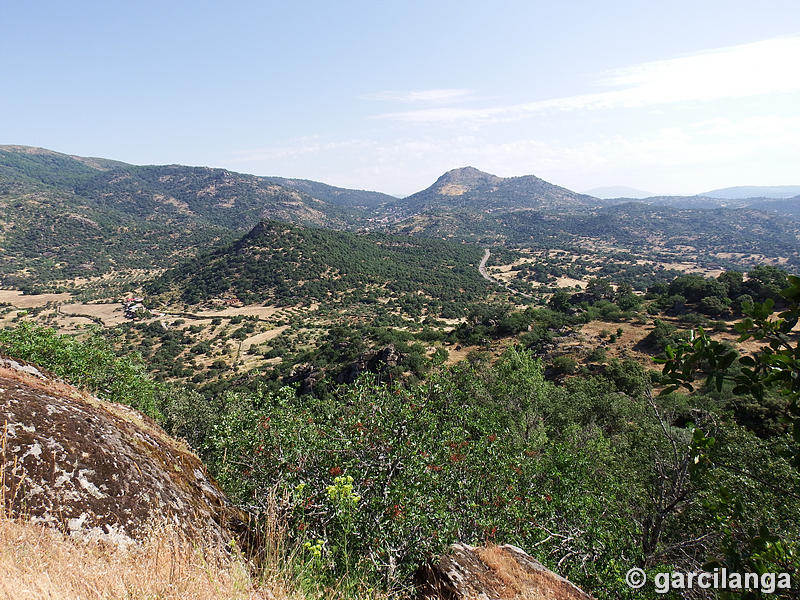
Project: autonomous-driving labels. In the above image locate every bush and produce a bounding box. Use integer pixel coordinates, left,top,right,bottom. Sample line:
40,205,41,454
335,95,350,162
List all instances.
0,322,161,418
639,319,680,352
551,355,578,375
589,347,607,362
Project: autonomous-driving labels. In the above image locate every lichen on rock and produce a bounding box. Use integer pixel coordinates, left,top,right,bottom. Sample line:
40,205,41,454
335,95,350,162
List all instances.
0,356,246,549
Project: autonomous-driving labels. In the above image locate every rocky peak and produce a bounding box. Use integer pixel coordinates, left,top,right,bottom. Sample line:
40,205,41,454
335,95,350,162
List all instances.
434,167,503,189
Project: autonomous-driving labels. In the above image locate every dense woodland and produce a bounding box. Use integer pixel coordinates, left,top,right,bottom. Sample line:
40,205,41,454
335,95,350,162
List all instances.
147,220,491,309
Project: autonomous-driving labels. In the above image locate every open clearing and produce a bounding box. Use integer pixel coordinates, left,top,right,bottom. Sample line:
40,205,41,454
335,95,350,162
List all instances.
59,303,128,326
0,290,72,308
240,325,289,354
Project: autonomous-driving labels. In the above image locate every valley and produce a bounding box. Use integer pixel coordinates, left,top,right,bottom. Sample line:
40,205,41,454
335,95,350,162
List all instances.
3,145,799,399
5,5,800,598
2,145,799,599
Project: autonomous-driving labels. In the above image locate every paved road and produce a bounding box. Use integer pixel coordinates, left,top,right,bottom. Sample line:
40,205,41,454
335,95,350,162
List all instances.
478,249,533,299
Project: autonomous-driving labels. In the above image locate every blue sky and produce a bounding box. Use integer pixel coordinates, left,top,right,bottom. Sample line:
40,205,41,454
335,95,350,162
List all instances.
2,0,799,196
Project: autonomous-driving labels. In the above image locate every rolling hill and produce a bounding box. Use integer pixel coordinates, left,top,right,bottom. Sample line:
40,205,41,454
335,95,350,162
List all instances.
0,146,385,285
147,219,491,307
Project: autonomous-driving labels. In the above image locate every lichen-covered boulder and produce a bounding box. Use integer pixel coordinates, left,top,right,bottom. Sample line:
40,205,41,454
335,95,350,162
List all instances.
414,542,595,600
0,356,246,548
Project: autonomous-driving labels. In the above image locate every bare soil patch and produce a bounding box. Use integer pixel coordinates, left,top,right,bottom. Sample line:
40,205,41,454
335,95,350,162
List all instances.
59,303,128,326
0,290,71,308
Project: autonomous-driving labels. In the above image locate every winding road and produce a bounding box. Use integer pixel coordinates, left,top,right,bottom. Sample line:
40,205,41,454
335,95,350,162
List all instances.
478,249,533,299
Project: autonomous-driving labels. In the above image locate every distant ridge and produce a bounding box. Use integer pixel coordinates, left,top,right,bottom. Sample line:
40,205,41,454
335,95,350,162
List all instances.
0,145,387,284
262,176,397,209
701,185,800,200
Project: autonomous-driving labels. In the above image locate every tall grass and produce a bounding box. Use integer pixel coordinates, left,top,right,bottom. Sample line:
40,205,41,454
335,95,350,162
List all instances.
1,437,390,600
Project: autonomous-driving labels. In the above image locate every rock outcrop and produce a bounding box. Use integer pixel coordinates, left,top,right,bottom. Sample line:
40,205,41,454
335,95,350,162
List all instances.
0,356,246,548
336,344,403,384
415,543,595,600
283,345,403,393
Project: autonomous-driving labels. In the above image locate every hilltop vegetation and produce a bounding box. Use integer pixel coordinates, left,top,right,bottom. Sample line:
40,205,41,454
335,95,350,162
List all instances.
148,220,491,310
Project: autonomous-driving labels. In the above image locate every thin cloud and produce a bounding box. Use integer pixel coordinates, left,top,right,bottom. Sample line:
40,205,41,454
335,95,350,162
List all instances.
375,36,800,123
362,88,475,103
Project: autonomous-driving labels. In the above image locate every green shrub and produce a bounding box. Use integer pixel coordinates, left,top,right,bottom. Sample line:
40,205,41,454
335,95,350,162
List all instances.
0,322,161,418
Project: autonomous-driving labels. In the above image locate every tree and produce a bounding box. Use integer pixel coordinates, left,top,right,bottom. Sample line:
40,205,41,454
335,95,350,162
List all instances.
699,295,729,317
657,276,800,592
586,277,614,301
718,270,744,299
745,266,789,304
658,277,800,465
548,290,572,313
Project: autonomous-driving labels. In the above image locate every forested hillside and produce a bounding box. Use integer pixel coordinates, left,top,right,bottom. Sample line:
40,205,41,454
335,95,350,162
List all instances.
4,147,800,290
3,307,798,598
0,146,376,286
148,220,491,309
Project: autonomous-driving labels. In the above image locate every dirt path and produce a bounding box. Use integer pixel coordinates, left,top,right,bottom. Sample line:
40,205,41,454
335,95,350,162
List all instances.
478,249,493,282
479,249,533,299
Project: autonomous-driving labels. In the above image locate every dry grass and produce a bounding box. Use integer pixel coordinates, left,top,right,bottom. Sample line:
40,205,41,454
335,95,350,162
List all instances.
1,422,296,600
0,516,295,600
0,290,72,308
58,302,129,326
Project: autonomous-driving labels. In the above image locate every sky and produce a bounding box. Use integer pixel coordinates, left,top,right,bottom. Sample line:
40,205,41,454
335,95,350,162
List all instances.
2,0,799,196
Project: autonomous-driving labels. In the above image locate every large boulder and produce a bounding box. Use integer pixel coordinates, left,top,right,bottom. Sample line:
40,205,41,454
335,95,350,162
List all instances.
0,356,246,548
414,543,595,600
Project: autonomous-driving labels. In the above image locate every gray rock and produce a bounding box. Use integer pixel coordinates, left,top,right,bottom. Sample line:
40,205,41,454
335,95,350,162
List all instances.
0,357,247,549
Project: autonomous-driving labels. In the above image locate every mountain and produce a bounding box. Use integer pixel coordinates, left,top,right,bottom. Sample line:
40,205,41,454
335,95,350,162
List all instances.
742,195,800,219
0,146,383,285
148,219,491,307
0,145,356,228
378,169,800,266
263,176,397,209
582,185,653,199
4,146,800,288
701,185,800,200
392,167,602,215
